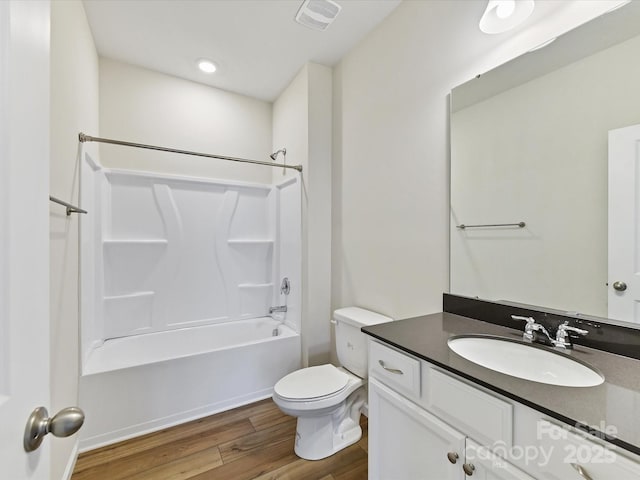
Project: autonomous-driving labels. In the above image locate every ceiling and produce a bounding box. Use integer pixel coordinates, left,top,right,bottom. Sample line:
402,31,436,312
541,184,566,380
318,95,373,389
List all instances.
82,0,402,102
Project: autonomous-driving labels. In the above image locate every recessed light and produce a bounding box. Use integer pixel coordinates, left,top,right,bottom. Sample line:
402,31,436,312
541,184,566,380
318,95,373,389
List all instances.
197,59,217,74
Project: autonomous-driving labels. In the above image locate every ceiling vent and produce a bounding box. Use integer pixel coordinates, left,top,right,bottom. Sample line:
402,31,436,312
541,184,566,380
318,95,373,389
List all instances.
295,0,342,31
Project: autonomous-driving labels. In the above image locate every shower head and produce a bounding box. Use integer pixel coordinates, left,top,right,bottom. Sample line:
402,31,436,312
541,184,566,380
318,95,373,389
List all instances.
270,148,286,161
270,148,288,175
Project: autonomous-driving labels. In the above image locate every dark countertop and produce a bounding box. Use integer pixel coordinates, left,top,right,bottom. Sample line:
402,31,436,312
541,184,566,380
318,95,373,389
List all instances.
362,312,640,457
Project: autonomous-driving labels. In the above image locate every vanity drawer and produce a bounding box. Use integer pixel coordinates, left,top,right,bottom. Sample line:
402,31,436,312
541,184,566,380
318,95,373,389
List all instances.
537,419,640,480
426,367,513,447
369,340,421,399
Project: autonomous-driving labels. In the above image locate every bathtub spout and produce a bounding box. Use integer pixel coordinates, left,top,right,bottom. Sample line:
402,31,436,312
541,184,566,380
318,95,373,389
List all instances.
269,305,288,314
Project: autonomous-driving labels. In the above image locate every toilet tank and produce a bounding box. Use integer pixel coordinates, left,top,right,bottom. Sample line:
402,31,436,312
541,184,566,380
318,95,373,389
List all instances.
334,307,393,378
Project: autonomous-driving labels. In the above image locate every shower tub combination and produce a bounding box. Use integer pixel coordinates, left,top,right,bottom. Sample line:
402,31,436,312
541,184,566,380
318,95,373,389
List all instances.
80,317,299,449
79,155,301,450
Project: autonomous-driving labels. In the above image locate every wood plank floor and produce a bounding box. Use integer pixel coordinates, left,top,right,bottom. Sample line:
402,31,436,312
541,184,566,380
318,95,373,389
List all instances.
72,399,368,480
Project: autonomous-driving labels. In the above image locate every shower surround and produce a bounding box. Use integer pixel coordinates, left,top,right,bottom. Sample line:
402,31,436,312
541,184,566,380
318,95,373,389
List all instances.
78,154,301,449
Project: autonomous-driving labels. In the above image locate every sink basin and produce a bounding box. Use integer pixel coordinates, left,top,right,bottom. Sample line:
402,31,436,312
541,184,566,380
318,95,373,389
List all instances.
447,335,604,387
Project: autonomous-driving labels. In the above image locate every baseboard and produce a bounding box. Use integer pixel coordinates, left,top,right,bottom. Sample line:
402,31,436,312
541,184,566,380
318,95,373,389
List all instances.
79,388,273,452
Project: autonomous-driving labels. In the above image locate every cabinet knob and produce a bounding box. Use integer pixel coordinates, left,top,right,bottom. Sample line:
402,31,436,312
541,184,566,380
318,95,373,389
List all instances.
446,452,459,464
571,463,594,480
463,463,475,476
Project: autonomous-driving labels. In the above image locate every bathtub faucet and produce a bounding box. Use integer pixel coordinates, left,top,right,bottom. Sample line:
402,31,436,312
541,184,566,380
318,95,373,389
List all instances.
269,305,288,314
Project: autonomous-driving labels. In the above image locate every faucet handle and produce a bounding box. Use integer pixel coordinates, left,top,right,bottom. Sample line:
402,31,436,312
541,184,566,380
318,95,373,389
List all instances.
511,315,535,324
557,321,589,336
511,315,537,341
555,321,588,348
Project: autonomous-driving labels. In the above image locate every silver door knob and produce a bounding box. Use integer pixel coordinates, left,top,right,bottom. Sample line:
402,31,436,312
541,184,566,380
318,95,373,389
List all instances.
613,281,627,291
447,451,459,464
24,406,85,452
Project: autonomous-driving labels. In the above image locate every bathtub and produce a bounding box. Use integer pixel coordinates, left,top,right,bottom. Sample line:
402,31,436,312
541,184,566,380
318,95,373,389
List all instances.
78,317,301,451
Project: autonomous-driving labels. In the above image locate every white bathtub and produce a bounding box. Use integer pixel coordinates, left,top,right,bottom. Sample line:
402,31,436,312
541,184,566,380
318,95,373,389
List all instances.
79,317,301,450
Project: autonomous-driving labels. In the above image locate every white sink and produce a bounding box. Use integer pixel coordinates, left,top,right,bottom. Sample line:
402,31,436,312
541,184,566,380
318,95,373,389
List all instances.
447,335,604,387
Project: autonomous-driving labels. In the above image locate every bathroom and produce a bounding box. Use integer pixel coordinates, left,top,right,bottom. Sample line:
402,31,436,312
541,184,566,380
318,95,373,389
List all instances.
3,0,640,479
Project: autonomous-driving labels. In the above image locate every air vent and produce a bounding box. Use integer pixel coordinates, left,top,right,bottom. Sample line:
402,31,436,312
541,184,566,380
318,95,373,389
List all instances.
295,0,342,31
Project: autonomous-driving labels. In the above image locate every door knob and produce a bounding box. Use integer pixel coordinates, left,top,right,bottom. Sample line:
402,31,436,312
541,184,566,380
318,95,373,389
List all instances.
24,406,85,452
613,281,627,292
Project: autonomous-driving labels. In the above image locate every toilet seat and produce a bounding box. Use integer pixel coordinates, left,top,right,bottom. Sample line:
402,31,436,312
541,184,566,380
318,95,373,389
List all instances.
274,364,349,401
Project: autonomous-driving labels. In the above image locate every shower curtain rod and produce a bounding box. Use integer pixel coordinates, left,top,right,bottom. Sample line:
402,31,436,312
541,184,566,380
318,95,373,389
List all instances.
78,133,303,172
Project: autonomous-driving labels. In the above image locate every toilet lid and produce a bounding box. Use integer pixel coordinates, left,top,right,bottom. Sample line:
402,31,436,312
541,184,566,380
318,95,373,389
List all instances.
274,364,349,400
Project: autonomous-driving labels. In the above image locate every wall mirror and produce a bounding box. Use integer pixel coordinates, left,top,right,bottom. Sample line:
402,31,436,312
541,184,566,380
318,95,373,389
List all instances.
450,1,640,323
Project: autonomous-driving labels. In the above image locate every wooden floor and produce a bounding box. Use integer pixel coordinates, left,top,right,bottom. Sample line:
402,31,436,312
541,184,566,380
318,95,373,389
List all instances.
72,399,368,480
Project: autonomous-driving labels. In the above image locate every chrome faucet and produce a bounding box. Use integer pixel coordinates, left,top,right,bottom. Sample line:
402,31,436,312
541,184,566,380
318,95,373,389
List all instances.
510,315,588,349
511,315,552,343
269,305,287,314
554,321,589,349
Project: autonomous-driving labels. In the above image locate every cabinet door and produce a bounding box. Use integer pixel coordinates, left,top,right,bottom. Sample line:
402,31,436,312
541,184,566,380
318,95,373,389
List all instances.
369,378,466,480
465,439,537,480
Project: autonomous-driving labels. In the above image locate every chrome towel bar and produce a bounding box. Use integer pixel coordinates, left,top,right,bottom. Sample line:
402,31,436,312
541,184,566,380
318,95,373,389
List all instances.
49,196,87,216
456,222,525,229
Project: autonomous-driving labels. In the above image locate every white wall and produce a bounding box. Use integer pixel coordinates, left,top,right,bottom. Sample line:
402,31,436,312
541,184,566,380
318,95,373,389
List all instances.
273,63,333,366
99,58,273,184
331,0,624,324
50,1,99,478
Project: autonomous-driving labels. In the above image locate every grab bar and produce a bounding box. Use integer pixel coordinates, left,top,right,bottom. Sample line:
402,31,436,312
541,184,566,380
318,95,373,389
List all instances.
49,196,87,216
456,221,525,230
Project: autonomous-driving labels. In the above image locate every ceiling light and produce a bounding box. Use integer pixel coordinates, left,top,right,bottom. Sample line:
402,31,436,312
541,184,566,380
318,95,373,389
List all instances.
495,0,515,19
479,0,535,34
197,59,217,74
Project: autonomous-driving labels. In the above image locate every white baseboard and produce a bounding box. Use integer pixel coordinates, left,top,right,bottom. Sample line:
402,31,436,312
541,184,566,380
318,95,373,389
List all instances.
79,388,273,452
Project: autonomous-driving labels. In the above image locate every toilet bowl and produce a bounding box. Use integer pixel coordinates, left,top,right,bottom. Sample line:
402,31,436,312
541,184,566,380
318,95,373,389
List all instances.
273,364,365,460
272,307,392,460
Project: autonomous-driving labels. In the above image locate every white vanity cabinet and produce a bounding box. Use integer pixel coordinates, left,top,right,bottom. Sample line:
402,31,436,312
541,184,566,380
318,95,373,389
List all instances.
369,378,535,480
368,340,535,480
367,338,640,480
369,378,466,480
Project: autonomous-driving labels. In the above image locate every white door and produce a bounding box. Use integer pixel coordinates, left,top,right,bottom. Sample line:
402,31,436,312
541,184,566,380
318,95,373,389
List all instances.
0,1,52,478
368,378,466,480
608,124,640,322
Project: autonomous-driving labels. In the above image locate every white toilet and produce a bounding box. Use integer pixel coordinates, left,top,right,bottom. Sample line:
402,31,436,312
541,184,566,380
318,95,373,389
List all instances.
272,307,392,460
